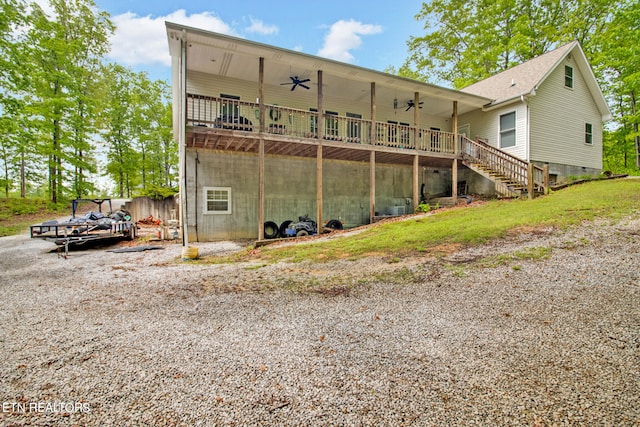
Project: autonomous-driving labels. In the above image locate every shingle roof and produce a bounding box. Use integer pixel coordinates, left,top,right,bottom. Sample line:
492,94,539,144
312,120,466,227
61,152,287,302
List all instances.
461,42,578,105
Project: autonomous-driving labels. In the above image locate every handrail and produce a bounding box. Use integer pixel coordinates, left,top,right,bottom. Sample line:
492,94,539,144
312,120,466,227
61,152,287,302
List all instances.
186,93,458,154
460,135,547,195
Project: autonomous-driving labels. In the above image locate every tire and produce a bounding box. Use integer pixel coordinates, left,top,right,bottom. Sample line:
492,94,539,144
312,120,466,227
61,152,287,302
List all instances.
296,229,309,237
325,219,343,230
279,220,293,237
264,221,279,239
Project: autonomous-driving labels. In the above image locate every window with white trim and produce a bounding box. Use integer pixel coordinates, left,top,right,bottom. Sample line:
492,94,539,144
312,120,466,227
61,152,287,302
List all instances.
585,123,593,145
565,65,574,88
204,187,231,214
499,111,516,148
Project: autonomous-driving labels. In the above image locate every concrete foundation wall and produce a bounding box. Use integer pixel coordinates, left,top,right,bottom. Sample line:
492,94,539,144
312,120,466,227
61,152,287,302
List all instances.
186,149,457,241
533,161,601,185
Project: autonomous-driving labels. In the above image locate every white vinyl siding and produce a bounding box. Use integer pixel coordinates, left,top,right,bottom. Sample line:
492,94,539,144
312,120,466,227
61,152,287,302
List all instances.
459,102,528,160
529,57,602,169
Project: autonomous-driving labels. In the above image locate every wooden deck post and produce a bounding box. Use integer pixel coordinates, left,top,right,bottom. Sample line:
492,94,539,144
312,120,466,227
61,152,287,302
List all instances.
317,145,323,230
258,58,265,133
452,101,458,203
543,164,549,195
370,82,376,145
258,138,265,240
413,155,419,210
317,70,324,140
527,162,534,199
370,151,375,223
257,57,265,240
413,91,419,149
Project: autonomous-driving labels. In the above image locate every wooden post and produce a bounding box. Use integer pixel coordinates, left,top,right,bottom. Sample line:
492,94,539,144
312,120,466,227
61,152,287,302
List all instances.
452,101,458,204
413,91,419,149
317,145,323,230
258,138,265,240
452,159,458,202
258,58,265,133
369,151,375,223
370,82,376,145
527,162,534,199
257,57,266,240
413,155,419,210
543,164,549,195
317,70,324,140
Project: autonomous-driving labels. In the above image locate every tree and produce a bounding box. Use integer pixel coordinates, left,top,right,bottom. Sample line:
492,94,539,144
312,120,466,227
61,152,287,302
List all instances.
23,0,113,203
405,0,619,88
101,65,176,198
403,0,639,175
0,0,28,197
592,0,640,171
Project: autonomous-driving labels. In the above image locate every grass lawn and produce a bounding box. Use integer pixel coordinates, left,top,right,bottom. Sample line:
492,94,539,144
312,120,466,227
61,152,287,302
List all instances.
0,198,69,237
225,178,640,264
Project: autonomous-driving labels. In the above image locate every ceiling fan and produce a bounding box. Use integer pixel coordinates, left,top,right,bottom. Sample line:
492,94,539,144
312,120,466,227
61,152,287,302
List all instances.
281,76,311,91
404,99,424,111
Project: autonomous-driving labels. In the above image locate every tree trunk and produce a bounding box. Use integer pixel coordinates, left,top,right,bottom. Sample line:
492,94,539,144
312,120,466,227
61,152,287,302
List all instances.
631,91,640,168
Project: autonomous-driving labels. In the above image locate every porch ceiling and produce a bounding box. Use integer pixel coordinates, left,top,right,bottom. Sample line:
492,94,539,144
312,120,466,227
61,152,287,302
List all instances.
167,22,491,120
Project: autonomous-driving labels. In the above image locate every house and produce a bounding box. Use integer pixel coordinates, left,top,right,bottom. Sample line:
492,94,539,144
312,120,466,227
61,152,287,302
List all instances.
165,23,604,241
459,41,612,186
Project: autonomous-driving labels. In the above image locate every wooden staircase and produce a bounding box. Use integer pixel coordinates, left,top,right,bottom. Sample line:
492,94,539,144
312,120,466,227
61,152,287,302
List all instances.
459,136,548,198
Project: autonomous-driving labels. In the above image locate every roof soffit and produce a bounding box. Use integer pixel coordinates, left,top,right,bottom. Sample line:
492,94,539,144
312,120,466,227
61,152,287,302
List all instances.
166,22,490,117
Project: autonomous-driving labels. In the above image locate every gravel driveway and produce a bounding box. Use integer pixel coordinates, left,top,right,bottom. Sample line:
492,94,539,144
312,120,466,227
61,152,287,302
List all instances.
0,215,639,426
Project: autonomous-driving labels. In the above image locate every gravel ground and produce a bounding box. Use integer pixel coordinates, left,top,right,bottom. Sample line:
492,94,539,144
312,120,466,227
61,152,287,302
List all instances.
0,214,639,426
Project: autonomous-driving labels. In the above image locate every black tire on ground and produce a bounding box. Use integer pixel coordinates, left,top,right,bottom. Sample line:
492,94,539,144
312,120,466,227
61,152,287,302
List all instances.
325,219,343,230
296,229,309,237
279,220,293,237
264,221,279,239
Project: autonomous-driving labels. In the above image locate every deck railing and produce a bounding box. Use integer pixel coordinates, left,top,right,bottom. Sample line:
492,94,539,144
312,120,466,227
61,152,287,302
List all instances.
187,94,458,154
460,136,547,194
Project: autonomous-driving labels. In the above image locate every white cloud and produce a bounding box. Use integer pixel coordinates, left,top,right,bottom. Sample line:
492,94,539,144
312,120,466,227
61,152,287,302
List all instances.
109,10,235,67
245,17,278,35
317,19,382,63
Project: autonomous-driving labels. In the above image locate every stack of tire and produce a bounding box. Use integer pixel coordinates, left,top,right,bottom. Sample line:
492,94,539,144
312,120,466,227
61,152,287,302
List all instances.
263,218,343,239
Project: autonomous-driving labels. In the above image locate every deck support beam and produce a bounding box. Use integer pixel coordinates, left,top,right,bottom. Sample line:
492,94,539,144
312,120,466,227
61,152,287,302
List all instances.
317,145,323,231
413,92,420,149
413,155,419,210
370,82,376,145
258,138,265,240
369,151,376,223
452,101,458,203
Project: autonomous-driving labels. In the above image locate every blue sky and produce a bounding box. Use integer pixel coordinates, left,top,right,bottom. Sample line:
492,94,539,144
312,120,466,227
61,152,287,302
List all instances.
84,0,427,83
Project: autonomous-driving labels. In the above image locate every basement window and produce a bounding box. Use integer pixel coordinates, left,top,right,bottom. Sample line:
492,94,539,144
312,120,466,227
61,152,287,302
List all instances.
204,187,231,214
499,111,516,148
585,123,593,145
565,65,574,89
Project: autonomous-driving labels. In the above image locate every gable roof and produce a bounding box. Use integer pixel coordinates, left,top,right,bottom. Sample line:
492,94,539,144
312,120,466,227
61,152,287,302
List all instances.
461,42,611,120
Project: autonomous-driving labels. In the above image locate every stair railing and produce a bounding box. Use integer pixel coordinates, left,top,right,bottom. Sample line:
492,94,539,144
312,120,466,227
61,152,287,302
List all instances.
459,136,547,196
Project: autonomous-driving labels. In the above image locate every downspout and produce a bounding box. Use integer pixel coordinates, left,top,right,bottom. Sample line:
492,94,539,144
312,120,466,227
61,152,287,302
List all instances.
179,31,189,247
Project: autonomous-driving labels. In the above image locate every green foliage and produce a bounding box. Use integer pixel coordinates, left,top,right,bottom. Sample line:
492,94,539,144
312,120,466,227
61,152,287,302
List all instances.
415,203,430,213
404,0,620,88
0,197,68,236
138,185,178,200
402,0,640,175
0,0,176,201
